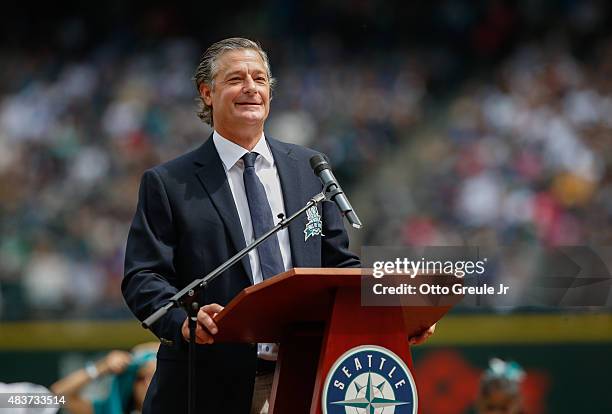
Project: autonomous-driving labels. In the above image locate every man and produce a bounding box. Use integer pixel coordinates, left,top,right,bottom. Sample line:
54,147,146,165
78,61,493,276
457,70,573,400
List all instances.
122,37,434,413
122,38,360,413
50,343,158,414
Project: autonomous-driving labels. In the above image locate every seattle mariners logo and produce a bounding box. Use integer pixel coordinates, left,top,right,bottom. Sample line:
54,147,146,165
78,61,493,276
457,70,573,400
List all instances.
304,206,323,241
322,345,417,414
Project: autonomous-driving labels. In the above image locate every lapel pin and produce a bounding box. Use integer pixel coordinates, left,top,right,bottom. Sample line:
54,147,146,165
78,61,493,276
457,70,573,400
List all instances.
304,206,324,241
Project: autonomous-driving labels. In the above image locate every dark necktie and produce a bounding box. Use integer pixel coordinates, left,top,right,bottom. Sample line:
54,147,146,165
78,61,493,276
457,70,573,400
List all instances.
242,152,285,280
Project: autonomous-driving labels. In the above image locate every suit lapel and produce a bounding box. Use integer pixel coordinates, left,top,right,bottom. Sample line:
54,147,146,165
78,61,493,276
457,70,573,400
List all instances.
193,137,253,283
268,138,309,268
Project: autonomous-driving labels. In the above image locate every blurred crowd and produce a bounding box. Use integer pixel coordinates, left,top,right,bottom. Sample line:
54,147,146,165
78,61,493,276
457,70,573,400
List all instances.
0,38,427,319
0,39,204,319
1,0,611,319
364,37,612,252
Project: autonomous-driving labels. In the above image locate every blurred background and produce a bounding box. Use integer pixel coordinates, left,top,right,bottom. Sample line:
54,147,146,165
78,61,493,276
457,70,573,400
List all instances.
1,0,611,412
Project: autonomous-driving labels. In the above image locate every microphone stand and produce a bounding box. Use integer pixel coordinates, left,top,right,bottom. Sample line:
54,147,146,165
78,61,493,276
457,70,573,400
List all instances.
142,192,326,414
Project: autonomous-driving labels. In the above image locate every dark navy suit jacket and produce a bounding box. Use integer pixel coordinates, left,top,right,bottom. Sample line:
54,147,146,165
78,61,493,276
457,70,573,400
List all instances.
122,136,360,413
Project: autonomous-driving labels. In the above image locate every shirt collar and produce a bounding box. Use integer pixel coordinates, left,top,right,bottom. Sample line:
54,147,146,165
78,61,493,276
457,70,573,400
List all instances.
212,130,274,171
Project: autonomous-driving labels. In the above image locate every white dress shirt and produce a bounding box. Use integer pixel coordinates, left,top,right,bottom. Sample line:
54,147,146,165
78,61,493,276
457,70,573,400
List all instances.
212,131,292,360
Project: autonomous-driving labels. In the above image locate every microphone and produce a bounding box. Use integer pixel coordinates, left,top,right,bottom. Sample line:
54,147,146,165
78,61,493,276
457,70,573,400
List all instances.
309,154,363,229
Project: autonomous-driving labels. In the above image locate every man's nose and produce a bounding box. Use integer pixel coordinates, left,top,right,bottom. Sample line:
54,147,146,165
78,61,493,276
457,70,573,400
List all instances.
242,76,256,93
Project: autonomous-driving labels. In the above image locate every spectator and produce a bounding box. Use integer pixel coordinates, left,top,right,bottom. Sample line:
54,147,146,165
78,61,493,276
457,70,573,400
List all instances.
476,358,525,414
50,343,158,414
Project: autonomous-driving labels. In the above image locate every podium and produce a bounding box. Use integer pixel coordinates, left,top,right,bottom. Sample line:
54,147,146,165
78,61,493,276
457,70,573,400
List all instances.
214,268,456,414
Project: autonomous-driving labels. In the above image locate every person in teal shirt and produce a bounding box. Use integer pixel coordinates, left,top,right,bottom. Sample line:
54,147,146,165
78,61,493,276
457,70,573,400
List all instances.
51,343,157,414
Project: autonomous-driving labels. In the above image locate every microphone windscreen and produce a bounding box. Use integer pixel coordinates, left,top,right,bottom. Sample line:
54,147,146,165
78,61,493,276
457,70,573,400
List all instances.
309,154,330,174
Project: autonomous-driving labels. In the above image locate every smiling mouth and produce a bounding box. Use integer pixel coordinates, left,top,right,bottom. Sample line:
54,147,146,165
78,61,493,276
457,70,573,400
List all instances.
236,102,261,106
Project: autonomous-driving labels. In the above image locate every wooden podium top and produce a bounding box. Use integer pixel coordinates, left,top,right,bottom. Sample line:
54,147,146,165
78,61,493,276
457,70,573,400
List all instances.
214,268,452,343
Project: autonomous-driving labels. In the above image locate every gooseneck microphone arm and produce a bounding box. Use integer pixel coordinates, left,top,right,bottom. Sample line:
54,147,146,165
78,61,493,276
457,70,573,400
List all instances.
141,192,327,330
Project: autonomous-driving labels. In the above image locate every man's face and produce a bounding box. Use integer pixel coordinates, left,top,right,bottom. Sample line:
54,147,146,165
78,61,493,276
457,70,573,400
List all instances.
200,48,271,131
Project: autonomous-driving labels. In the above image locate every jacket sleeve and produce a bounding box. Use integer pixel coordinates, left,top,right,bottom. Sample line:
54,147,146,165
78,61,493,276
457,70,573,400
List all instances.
321,199,361,268
122,168,187,350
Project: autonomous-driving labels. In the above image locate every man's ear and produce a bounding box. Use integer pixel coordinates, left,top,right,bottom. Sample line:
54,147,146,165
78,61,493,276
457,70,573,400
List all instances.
199,83,213,106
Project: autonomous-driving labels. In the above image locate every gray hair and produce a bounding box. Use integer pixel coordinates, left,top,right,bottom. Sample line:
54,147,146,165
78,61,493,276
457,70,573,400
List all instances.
193,37,276,127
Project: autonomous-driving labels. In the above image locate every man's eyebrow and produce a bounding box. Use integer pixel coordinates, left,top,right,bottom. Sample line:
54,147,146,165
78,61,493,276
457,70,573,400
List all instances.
222,69,267,80
223,70,244,79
